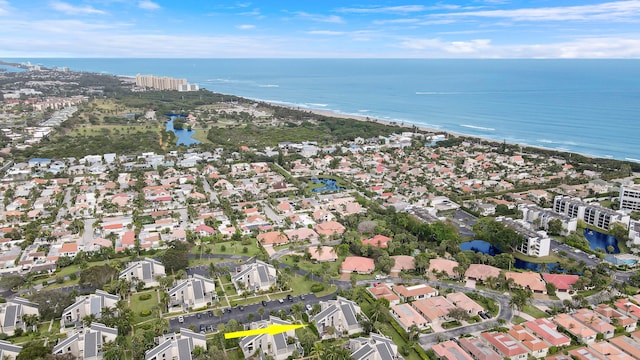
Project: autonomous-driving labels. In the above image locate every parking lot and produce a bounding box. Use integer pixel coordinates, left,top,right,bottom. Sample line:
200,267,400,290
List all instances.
168,292,333,332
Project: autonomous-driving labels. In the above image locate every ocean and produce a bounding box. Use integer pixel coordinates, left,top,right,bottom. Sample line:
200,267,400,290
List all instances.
6,58,640,161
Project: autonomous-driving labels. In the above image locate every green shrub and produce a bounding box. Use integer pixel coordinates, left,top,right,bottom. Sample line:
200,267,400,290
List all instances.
69,273,77,281
140,309,152,317
310,283,325,293
139,293,152,301
0,297,5,303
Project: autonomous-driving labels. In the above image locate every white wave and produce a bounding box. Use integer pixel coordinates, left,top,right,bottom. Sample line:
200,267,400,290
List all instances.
358,109,369,113
626,158,640,163
258,84,279,88
460,124,495,131
307,103,328,107
538,139,554,144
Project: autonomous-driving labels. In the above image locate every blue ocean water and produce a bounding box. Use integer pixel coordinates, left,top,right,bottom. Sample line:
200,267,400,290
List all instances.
6,58,640,160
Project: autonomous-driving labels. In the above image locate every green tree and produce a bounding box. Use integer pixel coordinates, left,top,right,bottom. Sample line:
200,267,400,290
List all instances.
547,219,563,235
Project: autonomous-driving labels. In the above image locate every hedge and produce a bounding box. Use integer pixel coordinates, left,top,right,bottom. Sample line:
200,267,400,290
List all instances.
140,310,152,317
139,294,153,301
310,283,325,293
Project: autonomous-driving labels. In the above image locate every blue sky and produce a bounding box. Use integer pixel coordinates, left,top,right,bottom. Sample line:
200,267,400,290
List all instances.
1,0,640,57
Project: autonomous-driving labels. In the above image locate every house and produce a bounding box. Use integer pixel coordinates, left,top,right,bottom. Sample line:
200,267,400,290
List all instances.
239,316,301,360
458,337,502,360
480,331,528,360
446,292,483,316
389,255,415,276
348,333,401,360
428,258,459,278
285,228,319,243
232,260,277,293
589,341,634,360
52,322,118,360
542,274,579,293
307,246,338,262
390,303,429,331
523,318,571,347
553,313,597,344
505,272,546,294
145,328,207,360
341,256,375,274
465,264,501,283
257,231,288,247
168,274,217,311
119,258,166,288
0,340,22,360
614,298,640,320
568,347,606,360
194,224,215,236
362,234,391,248
315,221,346,237
0,298,39,336
432,340,474,360
311,296,364,339
61,290,120,328
393,284,438,302
367,284,401,306
411,296,456,323
59,242,79,258
571,308,615,339
593,304,637,332
508,325,550,358
609,335,640,359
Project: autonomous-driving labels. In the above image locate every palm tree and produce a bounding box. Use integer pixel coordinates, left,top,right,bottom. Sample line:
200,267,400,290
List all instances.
310,342,326,359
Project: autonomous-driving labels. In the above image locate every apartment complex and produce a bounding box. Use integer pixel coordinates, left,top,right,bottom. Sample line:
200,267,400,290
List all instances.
135,74,198,91
497,216,551,257
553,195,630,231
620,185,640,212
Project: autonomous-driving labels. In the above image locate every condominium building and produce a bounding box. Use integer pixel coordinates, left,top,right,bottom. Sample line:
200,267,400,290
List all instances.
553,195,630,231
519,204,577,235
620,185,640,212
497,217,551,257
135,74,193,91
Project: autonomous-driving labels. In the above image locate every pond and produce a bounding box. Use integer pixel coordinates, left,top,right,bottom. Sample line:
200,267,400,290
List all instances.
165,117,200,146
583,228,620,254
309,178,343,193
460,240,560,272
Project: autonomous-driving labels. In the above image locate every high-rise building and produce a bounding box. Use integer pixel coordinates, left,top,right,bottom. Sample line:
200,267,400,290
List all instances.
620,185,640,212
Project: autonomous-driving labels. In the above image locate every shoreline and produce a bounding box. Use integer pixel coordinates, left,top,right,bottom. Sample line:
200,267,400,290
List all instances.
273,103,616,161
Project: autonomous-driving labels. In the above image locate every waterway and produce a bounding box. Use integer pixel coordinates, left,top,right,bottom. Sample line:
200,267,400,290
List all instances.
165,117,200,146
583,228,620,254
310,178,343,193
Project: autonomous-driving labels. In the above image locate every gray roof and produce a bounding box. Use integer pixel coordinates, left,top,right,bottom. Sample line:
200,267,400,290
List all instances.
341,303,358,326
0,340,22,353
3,304,18,328
53,332,79,354
84,330,99,358
145,339,173,360
351,334,397,360
177,338,193,360
10,297,38,309
142,262,152,280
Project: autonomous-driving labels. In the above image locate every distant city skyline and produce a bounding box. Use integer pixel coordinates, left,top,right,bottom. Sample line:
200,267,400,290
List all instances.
1,0,640,58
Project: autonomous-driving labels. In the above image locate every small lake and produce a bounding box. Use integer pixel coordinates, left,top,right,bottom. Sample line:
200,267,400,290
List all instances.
583,228,620,254
166,117,200,146
310,178,343,193
460,240,561,272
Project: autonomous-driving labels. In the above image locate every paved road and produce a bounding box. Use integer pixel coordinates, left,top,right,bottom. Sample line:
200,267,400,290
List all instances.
201,177,219,204
168,292,334,332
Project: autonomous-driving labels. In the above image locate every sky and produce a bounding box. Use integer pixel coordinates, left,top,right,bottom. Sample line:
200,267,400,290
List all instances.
1,0,640,58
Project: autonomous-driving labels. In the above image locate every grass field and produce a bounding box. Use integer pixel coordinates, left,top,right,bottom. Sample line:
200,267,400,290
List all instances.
130,290,160,324
522,305,548,319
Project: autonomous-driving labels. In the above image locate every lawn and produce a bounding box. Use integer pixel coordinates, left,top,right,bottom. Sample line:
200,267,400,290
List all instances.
442,320,462,329
512,315,527,324
279,254,344,279
511,252,561,264
130,290,160,323
521,305,548,319
377,322,421,360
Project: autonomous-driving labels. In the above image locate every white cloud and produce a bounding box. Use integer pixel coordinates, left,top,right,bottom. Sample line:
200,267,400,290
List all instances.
294,11,344,23
373,18,420,25
438,1,640,22
138,0,160,11
397,35,640,58
337,5,428,14
51,1,106,15
307,30,345,35
0,0,11,15
236,24,255,30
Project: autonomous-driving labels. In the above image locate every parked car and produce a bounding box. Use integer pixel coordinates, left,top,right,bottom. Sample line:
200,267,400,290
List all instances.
261,300,268,307
300,294,305,300
306,304,313,311
239,306,245,311
207,310,213,317
278,298,284,304
287,294,294,302
178,316,184,323
196,312,202,319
